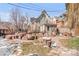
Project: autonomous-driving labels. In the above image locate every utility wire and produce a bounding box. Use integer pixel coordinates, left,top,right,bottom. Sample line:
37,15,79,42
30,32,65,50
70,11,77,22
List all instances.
8,3,66,13
18,3,42,11
8,3,41,12
25,3,66,12
22,3,42,10
28,3,42,8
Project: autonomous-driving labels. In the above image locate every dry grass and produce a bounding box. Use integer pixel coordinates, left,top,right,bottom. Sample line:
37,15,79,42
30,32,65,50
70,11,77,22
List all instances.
21,40,51,56
60,37,79,49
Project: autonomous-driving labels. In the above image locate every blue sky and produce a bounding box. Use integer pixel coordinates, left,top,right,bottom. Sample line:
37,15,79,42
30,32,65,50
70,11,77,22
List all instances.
0,3,66,21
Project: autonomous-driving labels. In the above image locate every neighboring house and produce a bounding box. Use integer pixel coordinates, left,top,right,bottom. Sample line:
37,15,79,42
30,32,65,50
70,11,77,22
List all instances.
30,17,37,23
30,10,67,36
36,10,51,33
34,10,58,33
30,10,50,33
0,22,15,36
0,25,8,36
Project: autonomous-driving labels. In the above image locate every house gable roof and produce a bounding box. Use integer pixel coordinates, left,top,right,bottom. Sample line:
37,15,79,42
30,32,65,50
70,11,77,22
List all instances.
36,10,50,22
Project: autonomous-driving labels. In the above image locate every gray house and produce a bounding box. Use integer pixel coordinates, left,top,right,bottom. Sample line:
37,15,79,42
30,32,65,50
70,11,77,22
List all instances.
30,10,58,35
37,10,57,34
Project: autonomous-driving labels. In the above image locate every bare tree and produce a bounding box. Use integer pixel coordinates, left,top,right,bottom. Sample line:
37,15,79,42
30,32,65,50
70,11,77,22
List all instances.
10,8,20,31
10,8,28,32
19,15,27,31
